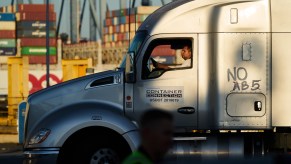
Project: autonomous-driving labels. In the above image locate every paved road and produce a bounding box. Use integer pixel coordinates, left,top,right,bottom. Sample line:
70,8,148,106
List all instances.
0,151,24,164
0,153,290,164
0,143,23,164
0,151,57,164
0,144,290,164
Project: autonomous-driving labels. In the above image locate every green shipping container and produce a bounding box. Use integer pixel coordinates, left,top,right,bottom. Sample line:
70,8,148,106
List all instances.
21,47,56,55
0,39,16,47
17,30,56,38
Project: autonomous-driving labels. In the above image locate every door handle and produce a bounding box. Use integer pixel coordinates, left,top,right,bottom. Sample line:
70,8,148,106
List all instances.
177,107,195,114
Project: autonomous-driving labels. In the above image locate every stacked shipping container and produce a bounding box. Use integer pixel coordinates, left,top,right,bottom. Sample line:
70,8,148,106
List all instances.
16,4,57,64
0,5,16,13
0,13,16,56
103,6,159,48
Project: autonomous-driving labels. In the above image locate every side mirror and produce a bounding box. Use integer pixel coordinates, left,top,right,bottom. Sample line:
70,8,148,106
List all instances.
125,51,135,83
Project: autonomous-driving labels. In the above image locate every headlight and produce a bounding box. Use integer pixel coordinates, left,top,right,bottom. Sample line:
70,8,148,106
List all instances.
29,129,51,145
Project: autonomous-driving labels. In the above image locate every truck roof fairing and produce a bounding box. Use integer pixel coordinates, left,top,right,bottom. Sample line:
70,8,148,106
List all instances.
139,0,270,35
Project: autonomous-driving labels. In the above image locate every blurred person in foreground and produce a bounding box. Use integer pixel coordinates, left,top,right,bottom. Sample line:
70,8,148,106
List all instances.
123,110,174,164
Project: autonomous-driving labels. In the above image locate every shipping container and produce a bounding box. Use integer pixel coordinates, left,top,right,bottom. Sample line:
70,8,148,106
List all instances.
21,47,56,55
108,26,113,34
0,13,16,21
105,15,146,25
151,45,176,57
106,6,158,18
0,5,16,13
132,15,148,23
20,38,56,47
0,30,16,38
135,6,159,14
119,16,129,24
0,39,16,47
113,17,118,25
17,21,56,30
105,18,112,26
0,22,16,30
103,6,158,47
17,30,56,38
0,48,16,56
124,23,140,32
28,55,57,64
16,12,56,21
103,41,129,48
18,4,54,13
120,24,125,33
113,25,120,33
103,27,108,34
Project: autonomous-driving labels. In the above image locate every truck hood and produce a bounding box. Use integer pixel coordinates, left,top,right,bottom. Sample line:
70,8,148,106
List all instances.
25,70,124,133
28,70,116,100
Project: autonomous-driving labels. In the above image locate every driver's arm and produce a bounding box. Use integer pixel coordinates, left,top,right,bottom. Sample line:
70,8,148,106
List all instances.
151,58,170,70
155,63,170,70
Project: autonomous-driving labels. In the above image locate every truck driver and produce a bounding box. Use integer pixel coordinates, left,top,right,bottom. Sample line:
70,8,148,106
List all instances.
151,44,192,70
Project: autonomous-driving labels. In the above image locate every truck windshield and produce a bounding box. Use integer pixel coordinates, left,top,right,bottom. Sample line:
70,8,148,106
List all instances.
119,31,148,68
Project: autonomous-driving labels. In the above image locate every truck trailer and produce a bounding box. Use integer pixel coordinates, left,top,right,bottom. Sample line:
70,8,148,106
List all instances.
23,0,291,163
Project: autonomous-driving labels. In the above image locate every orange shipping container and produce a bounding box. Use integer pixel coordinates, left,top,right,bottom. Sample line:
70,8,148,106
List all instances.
29,55,57,64
18,4,54,13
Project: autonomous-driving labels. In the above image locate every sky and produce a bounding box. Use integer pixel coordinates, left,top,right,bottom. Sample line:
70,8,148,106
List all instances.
0,0,173,40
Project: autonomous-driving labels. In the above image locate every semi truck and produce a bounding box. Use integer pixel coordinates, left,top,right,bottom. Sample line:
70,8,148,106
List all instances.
23,0,291,163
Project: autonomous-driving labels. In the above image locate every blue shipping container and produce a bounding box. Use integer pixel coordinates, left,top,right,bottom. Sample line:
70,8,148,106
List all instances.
120,16,126,24
0,13,16,21
0,47,16,56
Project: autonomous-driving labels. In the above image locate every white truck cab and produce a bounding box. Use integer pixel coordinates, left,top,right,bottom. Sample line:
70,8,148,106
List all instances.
24,0,291,163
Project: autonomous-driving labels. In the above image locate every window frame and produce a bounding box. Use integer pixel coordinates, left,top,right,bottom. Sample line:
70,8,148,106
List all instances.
141,38,194,80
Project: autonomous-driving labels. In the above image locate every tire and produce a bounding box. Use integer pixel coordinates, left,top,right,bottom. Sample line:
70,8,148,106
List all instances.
58,129,131,164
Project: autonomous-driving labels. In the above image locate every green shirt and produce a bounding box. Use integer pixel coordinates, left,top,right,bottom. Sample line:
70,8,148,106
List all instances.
122,150,153,164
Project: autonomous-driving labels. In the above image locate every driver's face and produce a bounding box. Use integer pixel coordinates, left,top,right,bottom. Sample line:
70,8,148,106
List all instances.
181,46,192,60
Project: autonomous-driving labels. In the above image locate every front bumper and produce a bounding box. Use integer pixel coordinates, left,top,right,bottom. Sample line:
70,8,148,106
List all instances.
24,148,59,164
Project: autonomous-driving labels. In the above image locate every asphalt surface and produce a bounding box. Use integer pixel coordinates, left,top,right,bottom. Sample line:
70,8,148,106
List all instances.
0,144,57,164
0,151,23,164
0,144,23,164
0,153,283,164
0,144,291,164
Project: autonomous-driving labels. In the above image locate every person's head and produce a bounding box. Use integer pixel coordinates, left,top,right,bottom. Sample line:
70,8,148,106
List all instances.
181,44,192,60
140,109,174,158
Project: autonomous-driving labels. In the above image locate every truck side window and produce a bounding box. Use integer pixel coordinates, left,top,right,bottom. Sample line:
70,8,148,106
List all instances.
142,39,193,79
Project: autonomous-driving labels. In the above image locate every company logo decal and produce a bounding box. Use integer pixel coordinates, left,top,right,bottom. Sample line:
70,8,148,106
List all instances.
145,87,184,103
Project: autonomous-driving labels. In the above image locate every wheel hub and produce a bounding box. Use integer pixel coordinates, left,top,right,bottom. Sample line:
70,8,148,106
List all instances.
90,148,119,164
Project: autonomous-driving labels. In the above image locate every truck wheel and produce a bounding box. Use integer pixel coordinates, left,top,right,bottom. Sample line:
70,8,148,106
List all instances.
59,141,128,164
58,128,131,164
90,148,119,164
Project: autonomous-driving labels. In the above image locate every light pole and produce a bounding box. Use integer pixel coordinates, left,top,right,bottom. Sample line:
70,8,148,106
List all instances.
46,0,50,87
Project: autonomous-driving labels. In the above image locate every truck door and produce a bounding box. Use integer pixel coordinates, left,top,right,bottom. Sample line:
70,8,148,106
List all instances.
132,34,198,129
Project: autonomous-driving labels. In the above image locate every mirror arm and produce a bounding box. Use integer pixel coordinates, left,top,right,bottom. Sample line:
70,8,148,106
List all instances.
125,51,136,83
